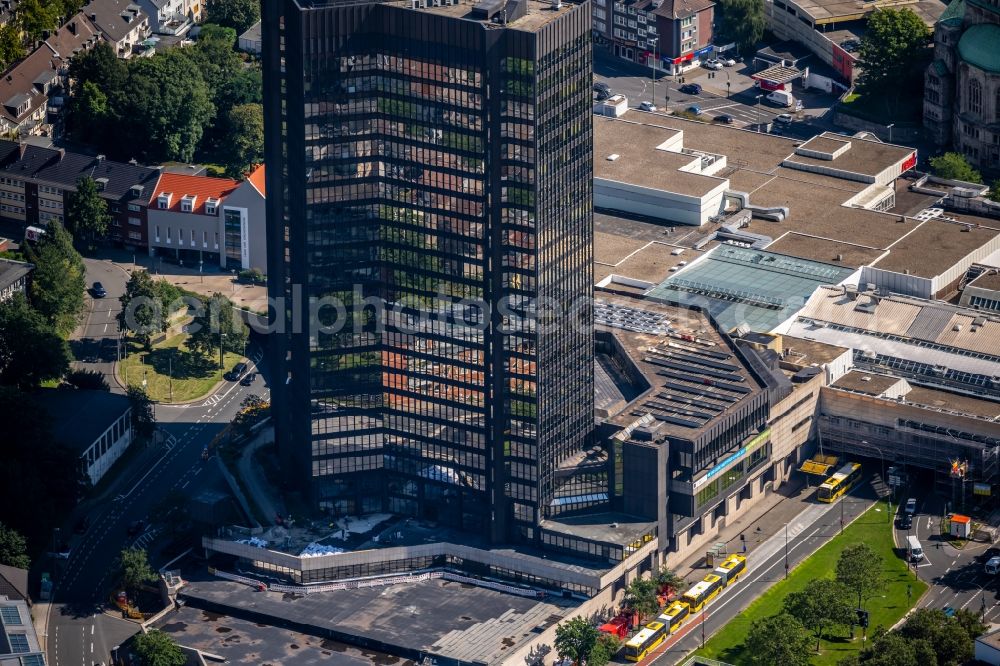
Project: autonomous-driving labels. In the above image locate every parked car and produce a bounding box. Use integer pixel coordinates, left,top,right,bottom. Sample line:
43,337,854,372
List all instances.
240,372,257,386
720,56,737,66
714,114,734,124
92,281,107,298
943,607,956,618
686,104,702,115
775,113,794,124
896,513,912,530
703,59,723,71
639,101,658,112
127,520,145,537
226,362,249,381
679,83,702,95
904,497,918,515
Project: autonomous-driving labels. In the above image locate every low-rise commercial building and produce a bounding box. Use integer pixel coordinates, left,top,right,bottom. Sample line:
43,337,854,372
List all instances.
34,389,133,487
148,168,266,271
0,596,44,666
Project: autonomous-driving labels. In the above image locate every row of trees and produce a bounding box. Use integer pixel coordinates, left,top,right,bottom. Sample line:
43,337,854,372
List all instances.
67,26,263,177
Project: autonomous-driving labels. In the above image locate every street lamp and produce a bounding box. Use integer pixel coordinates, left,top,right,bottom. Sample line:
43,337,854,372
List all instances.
219,332,226,370
648,37,658,108
886,123,895,143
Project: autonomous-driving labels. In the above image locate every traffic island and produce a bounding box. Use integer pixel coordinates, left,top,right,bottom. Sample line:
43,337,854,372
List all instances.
695,499,927,665
116,334,242,403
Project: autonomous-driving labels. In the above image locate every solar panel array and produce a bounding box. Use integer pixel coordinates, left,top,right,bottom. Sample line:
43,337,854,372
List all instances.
632,341,749,430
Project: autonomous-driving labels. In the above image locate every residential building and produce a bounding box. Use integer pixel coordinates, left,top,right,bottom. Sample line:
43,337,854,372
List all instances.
217,164,266,271
924,0,1000,171
33,389,133,486
237,20,261,54
147,172,239,268
0,141,159,247
0,17,101,137
595,0,714,74
82,0,151,57
263,0,594,545
136,0,195,34
0,566,28,604
0,596,44,666
0,258,32,302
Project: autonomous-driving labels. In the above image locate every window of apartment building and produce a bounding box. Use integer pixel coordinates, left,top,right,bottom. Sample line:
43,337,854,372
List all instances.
927,74,939,86
926,89,940,104
166,227,171,242
968,79,982,115
682,39,696,52
127,216,140,226
614,14,626,24
627,5,636,13
190,229,196,245
638,13,646,22
964,122,979,138
157,193,171,209
155,225,160,240
594,19,606,31
203,230,208,246
224,209,242,262
128,231,142,241
594,7,606,19
128,203,140,212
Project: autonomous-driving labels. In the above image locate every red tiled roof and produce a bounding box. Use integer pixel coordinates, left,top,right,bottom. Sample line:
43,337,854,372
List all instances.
151,172,239,215
246,164,265,196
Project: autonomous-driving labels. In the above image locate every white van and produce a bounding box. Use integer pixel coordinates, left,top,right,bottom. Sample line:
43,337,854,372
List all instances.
906,535,924,562
766,90,795,108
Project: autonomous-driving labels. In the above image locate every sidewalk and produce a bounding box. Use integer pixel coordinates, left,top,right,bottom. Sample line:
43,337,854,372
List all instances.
673,477,813,580
95,248,268,314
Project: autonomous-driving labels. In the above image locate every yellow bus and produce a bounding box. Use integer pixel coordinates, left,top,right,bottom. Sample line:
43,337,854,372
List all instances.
656,599,690,635
682,574,723,612
624,621,667,661
713,553,747,587
817,462,862,503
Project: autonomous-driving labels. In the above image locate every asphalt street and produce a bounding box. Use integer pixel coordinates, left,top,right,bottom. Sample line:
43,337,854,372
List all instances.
905,493,1000,623
592,47,840,140
644,482,878,666
48,257,270,666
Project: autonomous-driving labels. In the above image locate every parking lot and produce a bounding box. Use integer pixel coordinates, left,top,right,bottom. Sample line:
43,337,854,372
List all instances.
594,47,842,140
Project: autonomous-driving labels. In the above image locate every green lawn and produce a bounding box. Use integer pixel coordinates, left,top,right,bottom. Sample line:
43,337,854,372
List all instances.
117,334,242,403
696,499,927,665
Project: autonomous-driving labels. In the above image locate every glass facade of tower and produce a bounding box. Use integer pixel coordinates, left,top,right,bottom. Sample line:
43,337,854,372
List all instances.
263,0,593,544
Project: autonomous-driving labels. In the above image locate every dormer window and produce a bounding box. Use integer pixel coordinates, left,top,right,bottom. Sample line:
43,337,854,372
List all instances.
205,197,218,215
157,192,172,209
94,177,108,192
180,194,197,213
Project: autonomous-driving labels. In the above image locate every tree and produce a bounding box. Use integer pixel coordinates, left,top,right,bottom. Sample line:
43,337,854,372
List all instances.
624,577,660,622
127,385,156,441
232,393,268,438
745,613,812,666
929,152,983,184
988,180,1000,203
205,0,260,34
553,617,599,664
117,547,157,597
198,22,238,46
118,269,162,350
24,221,85,336
65,369,110,391
0,523,30,569
856,8,930,102
132,629,185,666
836,543,886,610
784,579,855,651
0,24,25,71
899,608,984,666
187,293,248,363
0,387,87,556
653,565,687,598
222,103,263,178
17,0,59,42
119,52,214,163
0,293,71,388
66,177,111,246
68,81,110,145
845,628,936,666
715,0,765,55
588,633,621,666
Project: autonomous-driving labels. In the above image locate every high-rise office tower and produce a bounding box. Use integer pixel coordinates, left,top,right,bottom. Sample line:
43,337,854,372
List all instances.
263,0,593,544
